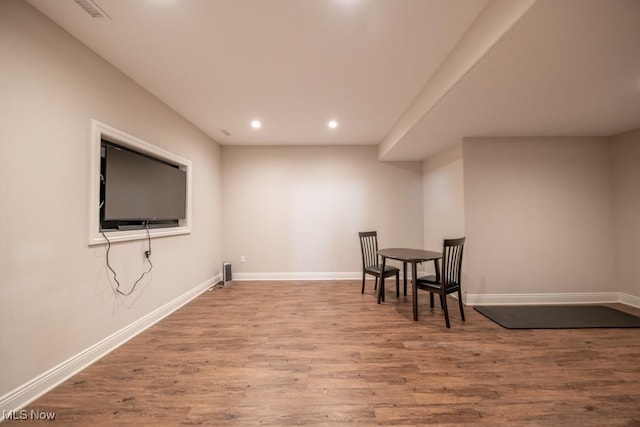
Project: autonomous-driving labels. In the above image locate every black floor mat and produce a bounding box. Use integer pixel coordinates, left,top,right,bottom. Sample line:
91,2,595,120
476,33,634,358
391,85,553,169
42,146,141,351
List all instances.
474,305,640,329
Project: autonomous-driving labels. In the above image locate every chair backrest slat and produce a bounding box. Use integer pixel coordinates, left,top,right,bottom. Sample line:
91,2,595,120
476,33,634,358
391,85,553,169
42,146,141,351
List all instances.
442,237,465,287
358,231,378,268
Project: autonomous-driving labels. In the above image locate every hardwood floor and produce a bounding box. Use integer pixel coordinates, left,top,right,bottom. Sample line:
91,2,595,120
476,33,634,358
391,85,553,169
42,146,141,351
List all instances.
9,280,640,426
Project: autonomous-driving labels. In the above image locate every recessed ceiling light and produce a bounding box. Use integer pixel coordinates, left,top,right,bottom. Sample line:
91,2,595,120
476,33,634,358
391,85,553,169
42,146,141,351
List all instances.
328,120,338,129
251,120,262,129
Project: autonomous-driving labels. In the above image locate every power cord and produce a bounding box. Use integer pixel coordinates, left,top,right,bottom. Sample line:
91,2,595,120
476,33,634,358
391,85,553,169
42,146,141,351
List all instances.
99,222,153,296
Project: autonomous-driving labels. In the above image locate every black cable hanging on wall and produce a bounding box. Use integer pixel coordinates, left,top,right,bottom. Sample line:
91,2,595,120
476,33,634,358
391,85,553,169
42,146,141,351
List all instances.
99,222,153,296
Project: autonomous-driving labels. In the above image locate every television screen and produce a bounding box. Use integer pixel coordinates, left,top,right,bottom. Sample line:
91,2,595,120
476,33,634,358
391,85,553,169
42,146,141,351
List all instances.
102,142,186,226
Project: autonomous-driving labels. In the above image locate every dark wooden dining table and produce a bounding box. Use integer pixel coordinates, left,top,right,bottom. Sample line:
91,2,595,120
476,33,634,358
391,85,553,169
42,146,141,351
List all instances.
377,248,442,321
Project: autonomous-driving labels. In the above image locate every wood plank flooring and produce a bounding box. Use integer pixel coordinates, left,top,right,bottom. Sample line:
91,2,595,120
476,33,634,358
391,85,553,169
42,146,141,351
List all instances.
8,280,640,426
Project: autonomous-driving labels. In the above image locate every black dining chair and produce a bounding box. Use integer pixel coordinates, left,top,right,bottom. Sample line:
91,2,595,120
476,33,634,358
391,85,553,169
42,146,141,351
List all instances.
415,237,465,328
358,231,399,297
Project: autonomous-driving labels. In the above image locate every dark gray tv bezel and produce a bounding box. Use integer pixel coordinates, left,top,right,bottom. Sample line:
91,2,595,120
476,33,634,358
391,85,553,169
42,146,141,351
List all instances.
101,141,186,229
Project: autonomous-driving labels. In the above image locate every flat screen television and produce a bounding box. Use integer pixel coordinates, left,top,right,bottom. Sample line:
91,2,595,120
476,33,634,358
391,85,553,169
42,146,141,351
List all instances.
100,140,186,230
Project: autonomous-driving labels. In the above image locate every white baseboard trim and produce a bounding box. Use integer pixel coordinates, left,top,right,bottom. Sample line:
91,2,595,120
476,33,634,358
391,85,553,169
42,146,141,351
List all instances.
232,271,423,281
465,291,634,306
620,292,640,308
226,277,639,309
233,272,362,281
0,274,221,418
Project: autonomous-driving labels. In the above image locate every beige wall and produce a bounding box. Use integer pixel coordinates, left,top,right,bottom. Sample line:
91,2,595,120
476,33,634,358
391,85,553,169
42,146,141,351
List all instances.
462,137,615,296
421,143,465,278
0,0,222,396
422,143,466,249
221,145,423,277
611,129,640,297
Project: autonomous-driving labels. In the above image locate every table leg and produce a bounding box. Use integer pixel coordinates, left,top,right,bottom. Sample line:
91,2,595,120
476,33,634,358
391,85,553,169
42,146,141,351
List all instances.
412,260,419,321
403,262,407,296
377,256,386,304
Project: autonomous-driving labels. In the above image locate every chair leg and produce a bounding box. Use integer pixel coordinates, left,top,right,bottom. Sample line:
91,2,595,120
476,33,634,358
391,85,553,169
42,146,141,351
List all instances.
361,273,366,294
395,272,399,298
374,276,378,291
430,293,434,308
442,295,451,328
458,290,465,321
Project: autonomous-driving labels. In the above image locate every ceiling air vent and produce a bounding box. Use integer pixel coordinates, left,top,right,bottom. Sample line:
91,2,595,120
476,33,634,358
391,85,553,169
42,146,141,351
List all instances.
73,0,110,19
219,129,232,137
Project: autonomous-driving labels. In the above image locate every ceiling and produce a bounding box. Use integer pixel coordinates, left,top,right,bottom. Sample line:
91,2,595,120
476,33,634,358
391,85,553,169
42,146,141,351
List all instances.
26,0,640,161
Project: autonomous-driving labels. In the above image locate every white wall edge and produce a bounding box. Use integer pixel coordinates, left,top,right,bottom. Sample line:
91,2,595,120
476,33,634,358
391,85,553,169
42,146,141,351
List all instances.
465,291,628,306
234,272,363,281
0,274,221,417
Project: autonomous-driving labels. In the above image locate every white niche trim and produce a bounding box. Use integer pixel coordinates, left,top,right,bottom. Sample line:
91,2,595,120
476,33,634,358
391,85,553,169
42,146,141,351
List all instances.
88,120,192,245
